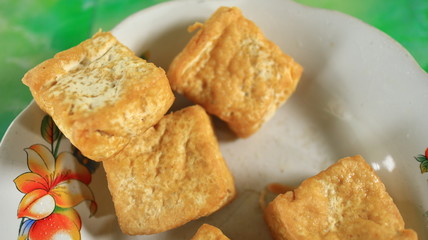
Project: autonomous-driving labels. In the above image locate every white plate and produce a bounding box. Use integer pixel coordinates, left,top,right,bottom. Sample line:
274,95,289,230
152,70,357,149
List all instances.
1,0,427,239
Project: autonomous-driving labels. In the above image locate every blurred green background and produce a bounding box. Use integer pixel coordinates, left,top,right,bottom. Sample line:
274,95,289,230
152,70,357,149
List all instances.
0,0,427,139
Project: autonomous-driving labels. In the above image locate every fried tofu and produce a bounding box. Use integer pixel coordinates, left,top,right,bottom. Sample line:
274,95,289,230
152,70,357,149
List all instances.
191,224,230,240
103,105,236,235
168,6,302,138
264,155,418,240
22,31,174,161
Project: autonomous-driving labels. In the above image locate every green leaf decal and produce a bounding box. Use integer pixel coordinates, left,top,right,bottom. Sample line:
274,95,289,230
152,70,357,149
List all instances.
40,115,60,144
415,154,427,163
140,50,151,61
420,161,428,174
72,145,100,174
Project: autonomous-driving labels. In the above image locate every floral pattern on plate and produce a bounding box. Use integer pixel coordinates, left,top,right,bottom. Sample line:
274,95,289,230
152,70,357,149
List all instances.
14,115,97,240
414,148,428,174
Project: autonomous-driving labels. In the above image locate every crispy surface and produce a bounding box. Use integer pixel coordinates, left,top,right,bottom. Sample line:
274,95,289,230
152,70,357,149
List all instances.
168,6,302,138
103,105,236,235
191,224,230,240
264,155,418,240
22,32,174,161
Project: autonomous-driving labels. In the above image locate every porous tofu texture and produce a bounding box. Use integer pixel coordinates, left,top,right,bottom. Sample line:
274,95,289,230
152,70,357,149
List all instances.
22,32,174,161
264,155,418,240
168,7,302,138
103,106,236,235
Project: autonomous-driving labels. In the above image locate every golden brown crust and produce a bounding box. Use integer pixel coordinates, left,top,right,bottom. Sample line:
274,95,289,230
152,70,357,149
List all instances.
191,224,230,240
103,105,236,235
22,32,174,161
264,155,418,240
168,6,302,138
